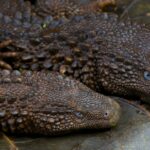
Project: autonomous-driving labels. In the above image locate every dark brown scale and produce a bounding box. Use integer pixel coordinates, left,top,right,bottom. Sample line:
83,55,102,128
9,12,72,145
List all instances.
0,39,19,70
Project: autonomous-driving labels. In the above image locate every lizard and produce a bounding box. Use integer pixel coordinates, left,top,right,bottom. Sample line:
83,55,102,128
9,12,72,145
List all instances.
0,0,122,136
0,0,116,69
1,8,150,103
0,0,150,135
0,69,120,135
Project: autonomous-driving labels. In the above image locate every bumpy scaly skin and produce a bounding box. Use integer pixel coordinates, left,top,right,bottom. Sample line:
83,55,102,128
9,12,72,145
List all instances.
0,1,150,137
1,9,150,103
0,0,150,136
0,0,115,69
0,0,121,136
0,70,120,135
0,0,34,69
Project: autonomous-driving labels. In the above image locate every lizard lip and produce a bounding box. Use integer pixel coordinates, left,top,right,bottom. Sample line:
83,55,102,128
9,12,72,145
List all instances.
109,100,121,127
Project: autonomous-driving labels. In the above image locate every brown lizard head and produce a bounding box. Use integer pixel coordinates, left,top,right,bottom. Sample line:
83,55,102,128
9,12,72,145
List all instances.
35,74,121,135
54,78,121,134
0,70,120,135
51,13,150,104
95,22,150,103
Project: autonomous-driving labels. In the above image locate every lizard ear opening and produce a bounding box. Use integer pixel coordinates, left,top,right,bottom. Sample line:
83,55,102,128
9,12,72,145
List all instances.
144,71,150,80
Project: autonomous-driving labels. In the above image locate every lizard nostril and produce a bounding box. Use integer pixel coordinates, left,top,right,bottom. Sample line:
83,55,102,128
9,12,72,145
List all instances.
104,111,109,118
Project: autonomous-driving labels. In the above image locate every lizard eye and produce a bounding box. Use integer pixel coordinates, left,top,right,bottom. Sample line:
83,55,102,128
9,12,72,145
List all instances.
75,112,83,119
144,71,150,80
